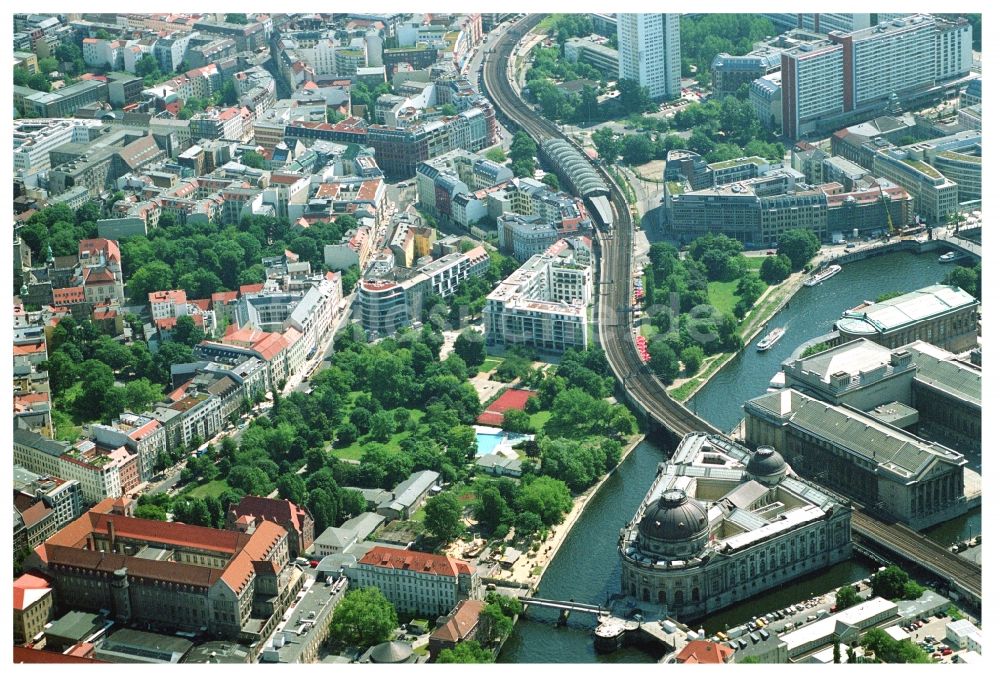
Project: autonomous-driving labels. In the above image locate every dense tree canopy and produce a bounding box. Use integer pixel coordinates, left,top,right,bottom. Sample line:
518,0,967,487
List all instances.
437,640,493,663
942,262,981,299
328,587,398,649
680,15,776,86
777,229,821,270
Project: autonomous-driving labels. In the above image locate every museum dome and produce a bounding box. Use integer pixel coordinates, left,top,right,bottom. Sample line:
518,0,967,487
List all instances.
638,489,708,542
746,446,787,481
370,640,414,663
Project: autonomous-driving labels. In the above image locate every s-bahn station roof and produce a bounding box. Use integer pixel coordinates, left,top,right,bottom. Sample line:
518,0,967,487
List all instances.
540,138,607,197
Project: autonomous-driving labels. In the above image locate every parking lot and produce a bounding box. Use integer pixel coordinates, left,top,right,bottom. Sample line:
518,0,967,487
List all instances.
903,614,967,664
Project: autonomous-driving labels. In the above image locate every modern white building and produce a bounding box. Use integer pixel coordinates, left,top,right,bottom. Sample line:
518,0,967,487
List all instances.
781,15,973,139
780,597,898,659
780,42,844,139
763,13,871,34
14,118,103,176
617,13,681,100
483,239,592,353
357,246,489,336
835,16,938,111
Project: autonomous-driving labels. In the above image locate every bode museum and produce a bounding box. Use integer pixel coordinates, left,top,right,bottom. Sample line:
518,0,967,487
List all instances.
619,433,853,621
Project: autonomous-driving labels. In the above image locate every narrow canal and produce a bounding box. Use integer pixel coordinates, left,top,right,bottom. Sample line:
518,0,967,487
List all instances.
499,249,976,663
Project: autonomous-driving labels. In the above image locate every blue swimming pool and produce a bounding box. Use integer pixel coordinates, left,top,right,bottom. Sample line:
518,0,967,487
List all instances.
476,433,504,456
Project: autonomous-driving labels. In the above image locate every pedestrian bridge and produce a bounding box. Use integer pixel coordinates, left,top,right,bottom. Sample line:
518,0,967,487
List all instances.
940,234,981,260
520,597,610,617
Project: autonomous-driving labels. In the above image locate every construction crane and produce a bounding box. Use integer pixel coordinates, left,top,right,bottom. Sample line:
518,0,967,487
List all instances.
878,182,896,239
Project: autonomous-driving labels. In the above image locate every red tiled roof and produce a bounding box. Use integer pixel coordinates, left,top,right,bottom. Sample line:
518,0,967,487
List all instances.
429,599,485,643
167,379,193,402
269,172,305,185
220,520,285,592
84,268,117,285
211,290,238,303
52,287,85,304
78,238,120,263
189,298,212,312
155,317,179,330
676,640,734,664
14,646,104,664
128,419,161,441
13,574,51,610
239,283,265,296
18,499,53,528
92,308,118,320
148,289,187,305
45,506,250,556
14,392,50,407
359,547,473,577
222,326,288,361
13,342,46,356
230,496,307,534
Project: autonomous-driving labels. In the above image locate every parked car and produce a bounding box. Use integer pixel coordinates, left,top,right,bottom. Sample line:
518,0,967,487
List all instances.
942,648,953,656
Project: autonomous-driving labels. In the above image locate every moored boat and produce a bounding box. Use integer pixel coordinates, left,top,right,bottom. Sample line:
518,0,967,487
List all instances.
803,264,842,287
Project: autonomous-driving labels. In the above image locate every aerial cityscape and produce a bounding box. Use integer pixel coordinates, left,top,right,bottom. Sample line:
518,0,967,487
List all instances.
11,9,983,667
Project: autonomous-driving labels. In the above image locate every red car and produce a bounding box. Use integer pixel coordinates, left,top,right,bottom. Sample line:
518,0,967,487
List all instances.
309,560,319,568
942,648,953,656
766,250,776,255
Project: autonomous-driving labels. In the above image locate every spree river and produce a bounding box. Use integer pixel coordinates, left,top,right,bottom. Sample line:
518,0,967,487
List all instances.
499,249,977,663
688,249,961,431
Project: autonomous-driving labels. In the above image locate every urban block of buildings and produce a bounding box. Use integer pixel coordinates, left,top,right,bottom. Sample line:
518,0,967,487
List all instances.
27,497,300,649
774,15,973,140
663,159,912,245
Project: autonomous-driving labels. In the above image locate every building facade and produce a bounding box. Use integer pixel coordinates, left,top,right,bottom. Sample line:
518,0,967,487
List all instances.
744,389,967,530
29,498,296,643
348,546,483,617
484,241,592,353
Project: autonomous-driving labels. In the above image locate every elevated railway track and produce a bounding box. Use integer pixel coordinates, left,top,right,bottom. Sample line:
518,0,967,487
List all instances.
481,14,979,608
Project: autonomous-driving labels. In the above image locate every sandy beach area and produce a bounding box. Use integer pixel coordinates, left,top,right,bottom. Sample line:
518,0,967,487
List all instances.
500,434,646,588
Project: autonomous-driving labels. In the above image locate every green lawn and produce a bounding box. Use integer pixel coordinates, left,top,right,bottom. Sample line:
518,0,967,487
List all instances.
707,279,740,314
328,400,425,460
478,356,504,374
188,479,231,499
640,322,656,339
449,482,480,506
331,429,408,460
534,14,560,33
528,410,552,433
51,408,82,442
745,256,766,272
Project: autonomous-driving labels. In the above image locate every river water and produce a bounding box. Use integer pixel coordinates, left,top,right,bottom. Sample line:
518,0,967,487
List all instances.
499,249,978,663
